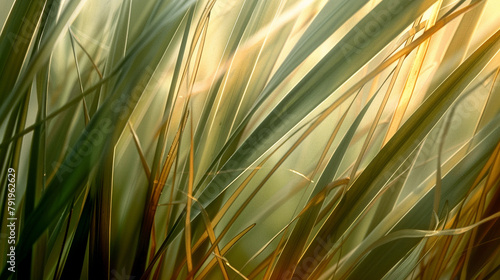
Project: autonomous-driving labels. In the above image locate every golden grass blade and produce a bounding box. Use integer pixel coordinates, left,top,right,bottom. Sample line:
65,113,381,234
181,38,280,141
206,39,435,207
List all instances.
168,193,231,280
175,0,215,100
145,13,210,266
461,142,500,278
248,248,283,280
149,8,194,200
164,147,181,242
68,27,104,79
212,254,248,280
427,0,487,96
349,14,424,180
382,0,442,145
128,121,151,178
421,142,487,279
189,195,229,280
144,10,211,271
350,60,403,179
185,114,195,279
134,109,189,274
195,224,256,280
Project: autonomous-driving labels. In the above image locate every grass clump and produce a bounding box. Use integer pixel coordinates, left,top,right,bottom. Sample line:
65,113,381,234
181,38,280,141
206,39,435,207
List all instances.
1,0,500,279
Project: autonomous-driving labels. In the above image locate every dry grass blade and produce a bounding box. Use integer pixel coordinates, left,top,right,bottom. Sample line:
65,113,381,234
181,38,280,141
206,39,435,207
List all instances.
196,224,256,280
128,121,151,178
185,114,195,279
134,109,189,276
140,6,212,274
461,142,500,278
68,27,104,79
382,0,442,145
212,254,248,280
188,195,229,280
349,59,403,179
351,14,423,177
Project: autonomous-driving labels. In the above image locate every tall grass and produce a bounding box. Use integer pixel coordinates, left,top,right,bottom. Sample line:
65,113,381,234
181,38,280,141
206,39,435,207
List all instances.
1,0,500,279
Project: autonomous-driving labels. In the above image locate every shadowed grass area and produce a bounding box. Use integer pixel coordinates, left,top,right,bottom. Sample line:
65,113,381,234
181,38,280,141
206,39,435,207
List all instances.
1,0,500,279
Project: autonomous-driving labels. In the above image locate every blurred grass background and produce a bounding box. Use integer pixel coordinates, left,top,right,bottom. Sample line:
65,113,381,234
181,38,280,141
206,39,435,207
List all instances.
1,0,500,279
